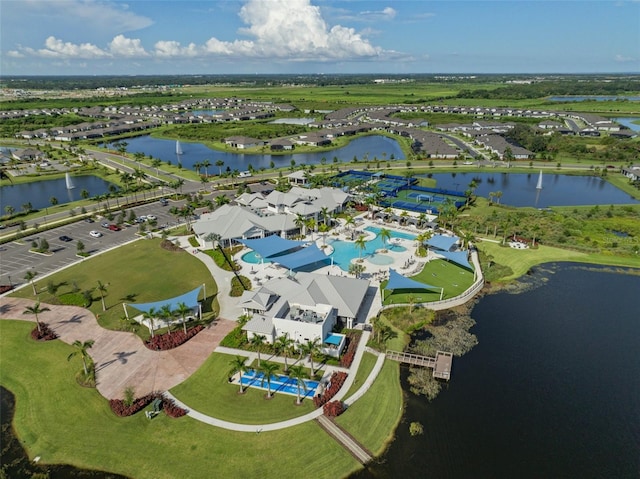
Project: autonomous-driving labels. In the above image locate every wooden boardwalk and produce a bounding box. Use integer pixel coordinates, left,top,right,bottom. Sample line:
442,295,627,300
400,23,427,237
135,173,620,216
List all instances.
316,415,373,464
386,350,453,380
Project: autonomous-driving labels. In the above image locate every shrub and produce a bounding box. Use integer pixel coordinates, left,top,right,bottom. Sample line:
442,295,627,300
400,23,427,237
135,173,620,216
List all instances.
313,371,348,408
339,331,361,368
31,323,58,341
160,239,183,252
145,325,204,351
219,325,248,349
109,393,155,417
323,400,345,417
230,275,251,296
163,398,187,418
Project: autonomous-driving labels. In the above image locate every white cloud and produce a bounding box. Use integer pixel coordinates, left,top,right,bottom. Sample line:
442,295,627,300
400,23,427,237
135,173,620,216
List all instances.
109,35,148,58
359,7,397,21
11,0,396,63
7,51,25,58
614,54,635,62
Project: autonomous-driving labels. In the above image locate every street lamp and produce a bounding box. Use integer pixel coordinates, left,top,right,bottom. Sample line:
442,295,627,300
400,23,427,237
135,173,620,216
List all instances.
7,275,12,288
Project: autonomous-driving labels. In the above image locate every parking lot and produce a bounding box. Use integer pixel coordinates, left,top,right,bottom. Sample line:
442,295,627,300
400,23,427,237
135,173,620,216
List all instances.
0,201,180,288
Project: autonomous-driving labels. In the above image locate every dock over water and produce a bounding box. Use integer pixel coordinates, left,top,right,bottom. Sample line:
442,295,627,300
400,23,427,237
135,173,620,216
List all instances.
386,350,453,380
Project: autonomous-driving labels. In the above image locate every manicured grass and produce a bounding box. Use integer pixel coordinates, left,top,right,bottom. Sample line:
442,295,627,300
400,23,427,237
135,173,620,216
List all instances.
170,353,317,423
476,240,640,281
10,238,218,336
342,352,377,401
383,259,475,305
0,320,360,479
335,360,403,455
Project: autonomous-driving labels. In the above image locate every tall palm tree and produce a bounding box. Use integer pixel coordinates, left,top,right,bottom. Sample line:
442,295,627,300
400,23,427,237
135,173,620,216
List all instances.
214,194,229,208
96,280,108,312
142,307,157,338
305,217,316,241
320,206,329,226
300,338,321,377
378,228,391,250
175,301,191,335
318,223,329,246
228,356,250,394
344,215,355,231
159,304,174,335
288,364,309,405
202,159,211,177
274,334,294,373
23,301,50,333
24,270,38,295
67,339,95,375
355,234,367,261
294,214,306,236
259,361,280,398
215,160,225,176
250,334,267,365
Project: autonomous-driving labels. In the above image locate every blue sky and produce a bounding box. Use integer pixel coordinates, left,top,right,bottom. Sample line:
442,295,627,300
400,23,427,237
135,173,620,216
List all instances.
1,0,638,75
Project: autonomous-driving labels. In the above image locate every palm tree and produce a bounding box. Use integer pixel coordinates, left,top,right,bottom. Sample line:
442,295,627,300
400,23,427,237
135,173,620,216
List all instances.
378,228,391,250
344,215,355,231
159,304,174,335
142,307,157,338
96,280,108,312
228,356,250,394
288,364,309,405
274,334,294,373
24,270,38,295
67,339,95,376
4,205,15,217
294,214,306,236
250,334,267,365
215,160,225,176
318,223,329,246
300,338,321,377
355,234,367,261
175,301,191,335
305,217,316,241
259,361,280,398
214,194,229,208
320,206,329,226
23,301,50,333
49,196,58,208
202,159,211,177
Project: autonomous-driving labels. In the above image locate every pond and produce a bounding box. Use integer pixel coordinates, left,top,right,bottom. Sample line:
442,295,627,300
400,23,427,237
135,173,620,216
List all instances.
107,134,404,172
418,172,639,207
612,117,640,131
0,175,116,212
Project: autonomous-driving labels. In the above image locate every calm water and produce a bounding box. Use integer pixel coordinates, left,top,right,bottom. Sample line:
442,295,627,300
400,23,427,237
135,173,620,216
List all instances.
110,135,404,172
421,172,639,207
613,117,640,132
0,175,115,212
355,264,640,478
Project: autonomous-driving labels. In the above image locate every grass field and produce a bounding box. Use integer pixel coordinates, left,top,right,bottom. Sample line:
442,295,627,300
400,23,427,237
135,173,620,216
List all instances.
0,321,361,479
342,352,377,401
383,259,475,304
10,238,218,337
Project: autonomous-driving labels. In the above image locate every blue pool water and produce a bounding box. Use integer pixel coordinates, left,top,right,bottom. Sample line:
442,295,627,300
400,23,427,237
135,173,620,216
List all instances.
241,251,271,265
325,333,344,346
368,254,393,265
329,226,415,271
241,371,319,397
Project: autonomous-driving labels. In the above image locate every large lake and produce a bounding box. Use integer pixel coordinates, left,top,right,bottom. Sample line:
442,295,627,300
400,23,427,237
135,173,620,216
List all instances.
420,172,639,207
110,135,404,172
354,264,640,478
0,175,114,212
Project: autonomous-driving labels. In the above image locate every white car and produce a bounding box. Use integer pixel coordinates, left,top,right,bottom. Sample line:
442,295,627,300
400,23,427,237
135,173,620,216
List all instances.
146,214,157,221
89,230,103,238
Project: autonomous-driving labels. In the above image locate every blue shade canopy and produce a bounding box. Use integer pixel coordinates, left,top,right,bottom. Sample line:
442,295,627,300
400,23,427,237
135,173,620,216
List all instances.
270,244,329,270
127,286,202,314
384,269,439,292
426,234,459,251
437,250,472,269
239,235,307,258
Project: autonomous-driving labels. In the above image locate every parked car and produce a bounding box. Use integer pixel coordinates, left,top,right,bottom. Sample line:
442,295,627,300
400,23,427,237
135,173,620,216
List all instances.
89,230,102,238
108,224,121,231
159,198,169,206
101,221,110,228
59,235,73,242
84,218,95,223
146,214,157,221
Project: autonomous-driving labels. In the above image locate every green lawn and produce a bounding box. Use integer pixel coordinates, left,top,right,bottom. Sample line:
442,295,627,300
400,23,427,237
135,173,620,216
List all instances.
342,352,377,401
170,353,317,423
335,360,403,455
10,238,218,336
383,259,475,305
0,320,361,479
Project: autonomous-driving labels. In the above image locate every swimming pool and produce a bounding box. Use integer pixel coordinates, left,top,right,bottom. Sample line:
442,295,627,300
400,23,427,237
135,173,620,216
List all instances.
241,251,271,265
328,226,415,271
240,370,320,397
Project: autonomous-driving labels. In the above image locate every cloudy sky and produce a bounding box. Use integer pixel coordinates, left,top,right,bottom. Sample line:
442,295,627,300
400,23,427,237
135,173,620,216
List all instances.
1,0,638,75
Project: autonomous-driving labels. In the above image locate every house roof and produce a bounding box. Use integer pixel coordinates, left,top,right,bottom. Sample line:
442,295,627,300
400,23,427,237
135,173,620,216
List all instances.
193,205,297,241
242,314,275,336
